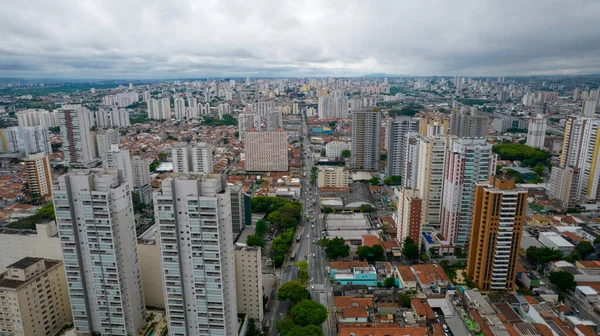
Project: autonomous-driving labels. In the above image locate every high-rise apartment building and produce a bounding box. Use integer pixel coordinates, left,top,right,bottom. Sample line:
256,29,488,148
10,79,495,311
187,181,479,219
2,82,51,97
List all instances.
0,222,62,270
466,176,527,291
0,258,72,336
441,138,496,248
58,105,98,168
102,145,134,191
24,152,53,201
16,109,59,128
449,107,488,138
95,128,120,160
238,113,261,141
244,131,288,171
582,99,597,117
96,107,130,128
174,97,186,120
395,188,422,254
267,109,282,131
217,103,230,119
230,184,246,236
555,116,600,202
548,166,580,207
526,114,547,149
171,142,214,174
0,126,52,156
386,117,420,180
417,135,449,228
234,245,263,323
351,109,381,171
53,169,145,335
131,155,153,204
154,174,238,335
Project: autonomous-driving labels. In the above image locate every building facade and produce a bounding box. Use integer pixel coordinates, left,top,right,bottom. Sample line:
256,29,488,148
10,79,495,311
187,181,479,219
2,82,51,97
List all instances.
172,142,214,174
154,174,238,336
317,166,349,188
351,109,381,171
466,177,526,291
53,169,145,335
58,105,98,168
526,114,547,149
449,107,488,138
440,138,496,248
24,152,53,201
0,258,72,336
417,135,448,229
326,141,351,159
386,117,419,179
395,188,423,254
234,245,264,323
244,131,288,171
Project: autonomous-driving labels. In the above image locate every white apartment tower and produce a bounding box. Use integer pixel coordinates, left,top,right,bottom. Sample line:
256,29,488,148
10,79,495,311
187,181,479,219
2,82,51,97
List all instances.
172,142,214,174
325,141,351,159
267,109,283,131
58,105,98,168
102,145,134,191
526,114,547,149
238,113,261,141
154,174,238,336
174,97,186,120
440,138,496,248
95,128,120,160
132,156,152,188
244,131,288,171
17,109,59,128
351,109,381,171
53,170,145,335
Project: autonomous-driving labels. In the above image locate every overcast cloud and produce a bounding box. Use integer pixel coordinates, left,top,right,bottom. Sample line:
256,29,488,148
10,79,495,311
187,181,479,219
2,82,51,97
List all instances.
1,0,600,79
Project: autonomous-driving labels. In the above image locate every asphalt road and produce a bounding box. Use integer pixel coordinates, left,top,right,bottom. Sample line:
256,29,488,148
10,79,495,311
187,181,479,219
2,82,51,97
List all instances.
270,113,332,336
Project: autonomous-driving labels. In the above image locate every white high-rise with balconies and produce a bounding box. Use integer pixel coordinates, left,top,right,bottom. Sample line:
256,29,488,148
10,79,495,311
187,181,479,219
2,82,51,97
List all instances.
102,145,134,191
53,169,145,335
58,105,98,168
417,135,449,229
526,114,547,149
172,142,214,174
154,173,238,336
238,113,261,141
440,138,497,248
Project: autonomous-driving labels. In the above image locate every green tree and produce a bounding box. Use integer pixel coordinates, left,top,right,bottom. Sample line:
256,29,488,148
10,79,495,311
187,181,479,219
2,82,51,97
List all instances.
402,237,419,259
341,149,351,158
277,281,311,304
576,241,594,259
284,325,323,336
380,154,387,161
357,245,385,262
316,237,350,259
49,126,61,133
594,236,600,245
384,175,402,185
134,203,146,213
320,149,326,157
368,177,380,185
526,246,564,265
157,152,168,162
246,235,265,248
549,271,577,292
296,260,309,285
276,318,296,336
290,300,328,326
397,293,412,307
492,143,551,168
359,204,375,213
255,220,268,237
322,207,333,214
234,131,240,138
384,277,396,288
245,318,261,336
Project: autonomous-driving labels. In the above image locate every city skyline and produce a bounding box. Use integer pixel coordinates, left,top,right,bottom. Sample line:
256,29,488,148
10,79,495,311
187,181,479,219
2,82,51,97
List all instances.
2,1,600,79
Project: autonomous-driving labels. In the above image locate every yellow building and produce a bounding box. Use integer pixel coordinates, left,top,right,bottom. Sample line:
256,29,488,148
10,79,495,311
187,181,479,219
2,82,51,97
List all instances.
0,257,72,336
466,176,527,291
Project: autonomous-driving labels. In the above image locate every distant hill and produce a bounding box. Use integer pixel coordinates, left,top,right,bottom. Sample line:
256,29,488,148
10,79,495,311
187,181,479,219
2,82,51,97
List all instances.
360,73,411,78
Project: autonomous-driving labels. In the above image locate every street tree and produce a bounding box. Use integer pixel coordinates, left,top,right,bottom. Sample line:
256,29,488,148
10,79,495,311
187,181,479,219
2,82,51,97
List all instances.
246,235,265,248
277,281,311,304
290,300,328,326
549,271,577,292
402,237,419,259
316,237,350,259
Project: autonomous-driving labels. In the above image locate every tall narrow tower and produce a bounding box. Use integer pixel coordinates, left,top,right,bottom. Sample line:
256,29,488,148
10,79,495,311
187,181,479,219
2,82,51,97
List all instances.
53,169,145,335
58,105,97,168
351,109,381,171
466,176,527,291
153,173,238,336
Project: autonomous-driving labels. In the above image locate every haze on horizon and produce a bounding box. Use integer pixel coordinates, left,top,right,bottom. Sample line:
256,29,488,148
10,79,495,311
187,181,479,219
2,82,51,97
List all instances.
2,0,600,79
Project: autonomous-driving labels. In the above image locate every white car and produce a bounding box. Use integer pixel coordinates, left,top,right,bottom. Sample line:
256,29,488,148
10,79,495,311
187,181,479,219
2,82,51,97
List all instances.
306,234,309,238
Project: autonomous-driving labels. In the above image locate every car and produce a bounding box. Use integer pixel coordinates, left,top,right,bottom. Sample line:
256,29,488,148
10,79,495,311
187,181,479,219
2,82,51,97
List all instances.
311,224,314,228
312,239,315,243
442,325,448,331
311,285,314,290
312,253,316,258
306,234,309,238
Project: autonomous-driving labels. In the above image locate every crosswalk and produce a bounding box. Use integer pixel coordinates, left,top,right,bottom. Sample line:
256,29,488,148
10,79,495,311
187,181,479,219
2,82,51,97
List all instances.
311,284,325,291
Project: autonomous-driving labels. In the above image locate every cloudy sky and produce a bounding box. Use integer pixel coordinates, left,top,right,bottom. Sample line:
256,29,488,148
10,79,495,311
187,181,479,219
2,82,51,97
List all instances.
2,0,600,79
